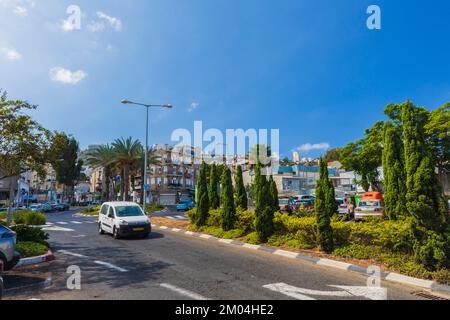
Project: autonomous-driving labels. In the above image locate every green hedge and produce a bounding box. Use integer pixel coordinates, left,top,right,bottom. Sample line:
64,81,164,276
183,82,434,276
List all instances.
16,242,48,258
12,225,49,246
80,205,101,215
13,210,46,226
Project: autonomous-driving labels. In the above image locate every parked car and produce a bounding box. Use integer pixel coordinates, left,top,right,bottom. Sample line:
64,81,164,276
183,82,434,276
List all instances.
278,198,294,213
54,203,70,212
336,198,348,216
0,225,20,271
42,203,53,212
0,273,3,300
29,204,44,212
98,202,151,239
295,195,315,201
355,192,385,220
176,199,195,211
292,199,314,211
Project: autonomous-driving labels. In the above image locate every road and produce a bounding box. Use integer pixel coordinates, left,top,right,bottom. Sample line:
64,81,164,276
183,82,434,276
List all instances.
3,209,432,300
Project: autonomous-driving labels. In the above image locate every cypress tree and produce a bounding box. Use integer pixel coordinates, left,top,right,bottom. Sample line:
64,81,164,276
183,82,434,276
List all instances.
209,164,220,209
268,175,279,213
220,167,236,231
234,165,248,210
195,161,210,227
382,121,407,220
315,158,334,253
254,161,274,242
401,101,448,269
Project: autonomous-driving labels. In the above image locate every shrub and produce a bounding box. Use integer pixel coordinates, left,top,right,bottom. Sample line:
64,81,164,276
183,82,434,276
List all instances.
16,242,48,258
12,225,49,245
81,205,101,214
14,210,46,226
236,209,255,233
413,231,449,270
243,232,261,245
206,209,221,227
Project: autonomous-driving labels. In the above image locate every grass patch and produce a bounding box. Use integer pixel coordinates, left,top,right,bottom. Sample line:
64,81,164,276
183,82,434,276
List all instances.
80,206,101,215
16,242,49,258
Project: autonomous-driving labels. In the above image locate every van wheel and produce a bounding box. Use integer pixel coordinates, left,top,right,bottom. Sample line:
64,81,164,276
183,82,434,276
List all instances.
98,223,104,235
113,227,120,239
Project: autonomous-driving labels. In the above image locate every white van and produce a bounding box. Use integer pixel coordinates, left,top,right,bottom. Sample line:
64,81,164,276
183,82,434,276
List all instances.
98,202,151,239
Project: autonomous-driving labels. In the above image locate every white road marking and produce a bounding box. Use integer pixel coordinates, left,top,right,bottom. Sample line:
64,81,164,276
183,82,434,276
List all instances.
263,283,316,300
175,215,188,220
160,283,209,300
72,235,87,238
58,250,88,258
94,260,128,272
41,226,75,232
56,222,68,225
263,283,387,300
70,221,82,224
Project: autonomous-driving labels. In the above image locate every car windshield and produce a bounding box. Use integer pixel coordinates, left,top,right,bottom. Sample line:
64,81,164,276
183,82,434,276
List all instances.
360,201,380,207
336,199,345,205
115,206,144,217
279,199,290,205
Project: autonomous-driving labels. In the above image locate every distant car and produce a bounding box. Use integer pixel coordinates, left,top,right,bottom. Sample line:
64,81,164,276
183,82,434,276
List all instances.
0,225,20,271
54,203,70,212
355,200,384,220
176,199,195,211
279,198,294,213
293,199,314,211
29,204,44,212
336,198,348,216
41,203,53,212
98,202,151,239
295,195,315,201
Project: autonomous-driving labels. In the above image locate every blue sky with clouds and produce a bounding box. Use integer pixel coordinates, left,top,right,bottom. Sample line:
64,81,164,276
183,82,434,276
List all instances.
1,0,449,158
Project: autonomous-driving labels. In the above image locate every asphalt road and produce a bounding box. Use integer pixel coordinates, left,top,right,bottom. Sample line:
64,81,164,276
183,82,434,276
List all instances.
3,209,431,300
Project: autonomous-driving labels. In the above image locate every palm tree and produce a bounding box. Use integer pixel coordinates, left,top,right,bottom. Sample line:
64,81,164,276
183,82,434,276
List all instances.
85,144,116,201
112,137,142,201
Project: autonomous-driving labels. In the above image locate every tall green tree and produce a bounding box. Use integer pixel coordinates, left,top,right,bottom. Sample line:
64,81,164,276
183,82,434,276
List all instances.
340,122,383,191
0,91,51,222
220,167,236,231
48,132,83,202
401,101,448,269
112,137,142,201
323,148,341,163
195,161,209,227
209,164,220,209
85,144,116,201
254,161,274,242
382,121,407,220
268,175,279,213
315,158,334,253
234,165,248,210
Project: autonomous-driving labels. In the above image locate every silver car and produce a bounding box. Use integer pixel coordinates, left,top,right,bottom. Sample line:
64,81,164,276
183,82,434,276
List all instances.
0,225,20,271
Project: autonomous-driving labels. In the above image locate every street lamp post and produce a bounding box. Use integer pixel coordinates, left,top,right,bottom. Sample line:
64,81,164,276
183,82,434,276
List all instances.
121,99,173,213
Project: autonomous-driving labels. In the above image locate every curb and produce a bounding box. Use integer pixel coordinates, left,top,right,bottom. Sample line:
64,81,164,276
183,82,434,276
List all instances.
153,224,450,297
14,250,55,268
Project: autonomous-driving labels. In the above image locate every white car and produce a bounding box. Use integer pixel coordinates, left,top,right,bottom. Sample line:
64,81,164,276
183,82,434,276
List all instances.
98,202,151,239
355,200,384,220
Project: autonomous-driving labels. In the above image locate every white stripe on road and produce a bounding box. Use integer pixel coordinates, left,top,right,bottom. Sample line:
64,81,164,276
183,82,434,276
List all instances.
94,260,128,273
56,222,68,225
58,250,88,258
70,221,82,224
41,226,75,232
263,283,317,300
160,283,209,300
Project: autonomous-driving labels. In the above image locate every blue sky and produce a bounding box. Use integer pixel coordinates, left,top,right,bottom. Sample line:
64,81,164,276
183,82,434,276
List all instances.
1,0,449,159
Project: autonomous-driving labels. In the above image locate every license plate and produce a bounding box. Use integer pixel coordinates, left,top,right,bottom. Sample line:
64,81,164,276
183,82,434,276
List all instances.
133,227,145,232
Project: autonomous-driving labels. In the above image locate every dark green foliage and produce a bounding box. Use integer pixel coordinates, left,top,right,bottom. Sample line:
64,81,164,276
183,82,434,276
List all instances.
194,161,209,227
401,101,449,269
254,161,274,242
268,175,279,213
209,164,220,209
220,167,236,231
315,158,334,253
12,225,49,246
13,210,46,226
234,165,248,210
382,121,407,220
323,148,341,162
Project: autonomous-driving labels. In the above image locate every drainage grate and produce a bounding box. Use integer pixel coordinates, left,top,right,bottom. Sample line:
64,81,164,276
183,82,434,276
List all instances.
412,291,448,300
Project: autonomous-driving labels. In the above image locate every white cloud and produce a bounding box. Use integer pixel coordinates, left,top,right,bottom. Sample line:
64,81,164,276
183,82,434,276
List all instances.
96,11,122,31
50,67,87,85
0,46,22,60
13,5,27,16
297,143,330,152
188,102,199,112
87,21,105,33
